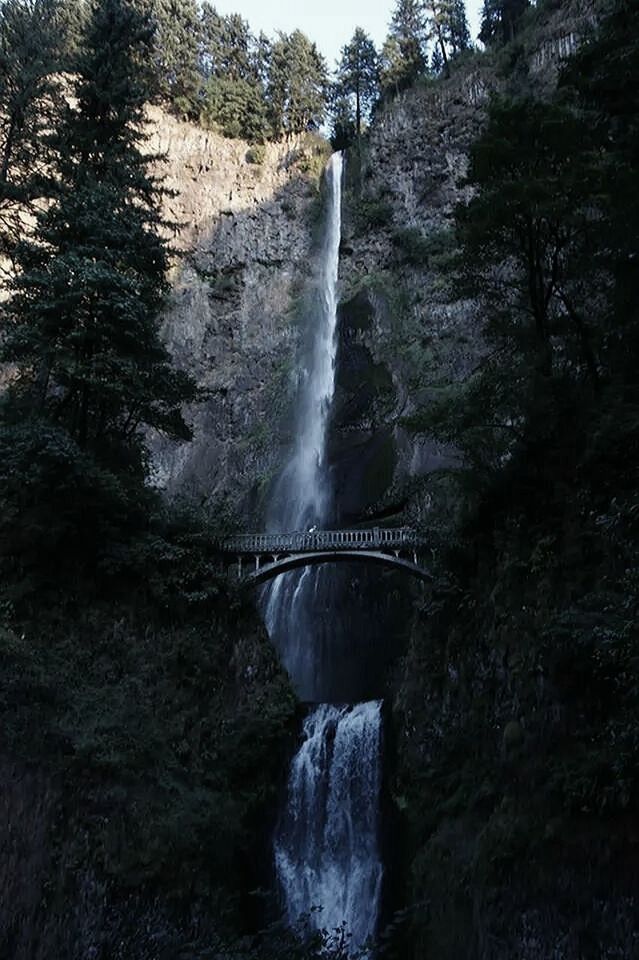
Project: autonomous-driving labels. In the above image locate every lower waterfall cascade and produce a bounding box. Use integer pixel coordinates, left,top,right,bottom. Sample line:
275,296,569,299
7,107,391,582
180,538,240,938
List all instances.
274,702,384,951
263,152,384,954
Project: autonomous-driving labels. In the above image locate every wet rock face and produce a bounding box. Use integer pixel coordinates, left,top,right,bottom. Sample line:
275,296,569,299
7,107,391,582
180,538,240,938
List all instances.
146,108,326,519
329,290,396,523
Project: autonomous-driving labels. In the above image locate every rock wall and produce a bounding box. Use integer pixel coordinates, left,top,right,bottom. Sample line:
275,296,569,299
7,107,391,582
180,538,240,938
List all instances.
338,0,602,523
146,107,330,521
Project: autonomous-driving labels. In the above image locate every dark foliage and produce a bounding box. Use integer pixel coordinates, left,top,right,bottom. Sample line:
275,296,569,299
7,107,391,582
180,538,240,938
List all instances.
398,2,639,954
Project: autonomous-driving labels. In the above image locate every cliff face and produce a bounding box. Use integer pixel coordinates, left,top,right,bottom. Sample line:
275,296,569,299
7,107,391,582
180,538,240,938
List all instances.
152,0,597,527
350,5,637,957
147,108,330,520
334,0,601,523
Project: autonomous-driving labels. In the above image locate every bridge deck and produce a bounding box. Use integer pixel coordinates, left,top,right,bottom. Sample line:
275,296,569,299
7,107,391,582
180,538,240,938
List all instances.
220,526,419,555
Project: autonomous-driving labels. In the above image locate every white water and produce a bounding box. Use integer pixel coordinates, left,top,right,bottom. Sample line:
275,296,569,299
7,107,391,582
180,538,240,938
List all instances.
265,153,384,955
275,702,384,953
263,151,344,700
267,150,342,534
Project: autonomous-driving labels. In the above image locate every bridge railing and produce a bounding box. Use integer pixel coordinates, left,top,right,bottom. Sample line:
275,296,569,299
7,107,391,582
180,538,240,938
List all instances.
219,526,420,555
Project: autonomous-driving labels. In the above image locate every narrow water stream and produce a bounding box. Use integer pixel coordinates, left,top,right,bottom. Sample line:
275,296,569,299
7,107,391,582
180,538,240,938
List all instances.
262,153,383,953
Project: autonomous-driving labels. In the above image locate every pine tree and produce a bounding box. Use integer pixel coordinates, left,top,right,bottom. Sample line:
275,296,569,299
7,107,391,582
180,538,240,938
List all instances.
381,0,428,93
2,0,196,464
335,28,379,138
198,5,269,141
449,0,471,53
431,44,444,74
251,30,271,87
0,0,66,257
329,91,356,150
199,4,253,82
151,0,201,117
560,0,639,384
479,0,529,46
425,0,471,75
200,75,269,142
267,31,327,138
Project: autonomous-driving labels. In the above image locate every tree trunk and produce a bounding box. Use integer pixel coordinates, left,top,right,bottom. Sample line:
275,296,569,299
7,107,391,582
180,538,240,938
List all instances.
429,3,450,78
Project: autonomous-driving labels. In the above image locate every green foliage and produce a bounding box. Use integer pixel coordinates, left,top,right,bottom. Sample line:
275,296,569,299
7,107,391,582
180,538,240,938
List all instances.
267,30,328,138
0,418,150,604
328,90,357,151
2,0,197,466
395,5,639,954
424,0,472,76
333,28,379,138
246,143,266,165
381,0,429,95
356,196,395,231
196,4,271,142
138,0,331,143
0,563,297,902
200,75,270,142
378,0,475,95
149,0,201,117
0,0,199,624
479,0,530,46
290,132,333,179
392,226,430,264
0,0,70,255
199,3,255,82
412,94,607,477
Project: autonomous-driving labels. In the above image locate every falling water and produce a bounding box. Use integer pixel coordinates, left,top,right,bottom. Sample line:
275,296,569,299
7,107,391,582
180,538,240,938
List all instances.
274,702,384,952
264,153,384,955
263,151,343,700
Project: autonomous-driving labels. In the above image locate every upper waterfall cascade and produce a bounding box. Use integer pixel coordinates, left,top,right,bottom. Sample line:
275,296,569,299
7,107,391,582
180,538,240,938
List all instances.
262,150,344,700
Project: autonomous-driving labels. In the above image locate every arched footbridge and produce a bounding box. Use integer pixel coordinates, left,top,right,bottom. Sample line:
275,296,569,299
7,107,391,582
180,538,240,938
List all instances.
218,527,431,586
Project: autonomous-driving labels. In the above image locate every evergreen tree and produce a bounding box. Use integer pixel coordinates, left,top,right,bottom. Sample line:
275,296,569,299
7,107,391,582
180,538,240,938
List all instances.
151,0,201,117
380,0,429,93
251,30,271,87
198,4,269,141
479,0,529,46
335,28,379,138
2,0,196,465
200,75,269,142
457,98,599,384
418,95,601,478
424,0,471,75
0,0,66,256
560,0,639,385
329,91,356,150
449,0,471,53
267,31,327,138
199,4,253,81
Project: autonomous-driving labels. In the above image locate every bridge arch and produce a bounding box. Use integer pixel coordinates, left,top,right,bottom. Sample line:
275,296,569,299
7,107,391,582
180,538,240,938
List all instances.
245,549,432,586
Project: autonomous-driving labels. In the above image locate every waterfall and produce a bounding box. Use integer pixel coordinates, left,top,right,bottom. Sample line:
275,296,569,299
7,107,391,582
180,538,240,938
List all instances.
263,151,343,701
274,702,384,953
263,152,384,955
